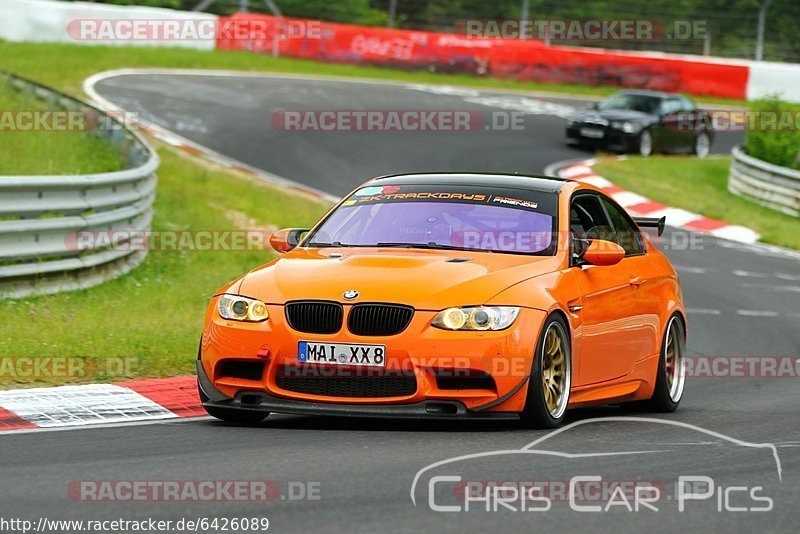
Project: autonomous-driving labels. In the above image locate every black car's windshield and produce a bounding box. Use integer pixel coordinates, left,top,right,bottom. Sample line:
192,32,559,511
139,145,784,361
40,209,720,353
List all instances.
306,184,559,255
598,93,662,114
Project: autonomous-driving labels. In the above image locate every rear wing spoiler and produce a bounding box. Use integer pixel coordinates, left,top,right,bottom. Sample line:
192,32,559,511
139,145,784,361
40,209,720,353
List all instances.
633,216,666,237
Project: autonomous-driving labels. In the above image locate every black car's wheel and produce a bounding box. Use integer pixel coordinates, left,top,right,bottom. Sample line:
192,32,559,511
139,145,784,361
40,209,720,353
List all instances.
198,381,269,424
693,132,711,158
637,128,654,157
519,314,572,428
632,314,687,413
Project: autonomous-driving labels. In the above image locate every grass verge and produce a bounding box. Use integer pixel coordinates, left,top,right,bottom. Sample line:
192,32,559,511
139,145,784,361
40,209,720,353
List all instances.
593,156,800,250
0,82,122,175
0,40,749,108
0,147,330,388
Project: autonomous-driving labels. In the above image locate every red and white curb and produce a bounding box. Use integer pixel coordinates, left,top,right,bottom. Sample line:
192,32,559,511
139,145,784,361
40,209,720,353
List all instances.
0,376,202,432
558,158,761,244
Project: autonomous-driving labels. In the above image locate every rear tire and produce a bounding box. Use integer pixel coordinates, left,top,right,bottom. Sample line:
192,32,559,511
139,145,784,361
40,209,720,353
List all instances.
693,132,711,158
519,314,572,429
634,314,686,413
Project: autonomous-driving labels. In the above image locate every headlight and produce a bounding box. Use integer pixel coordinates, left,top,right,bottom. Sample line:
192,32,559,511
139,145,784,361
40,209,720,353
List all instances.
217,294,269,322
432,306,520,331
611,120,636,134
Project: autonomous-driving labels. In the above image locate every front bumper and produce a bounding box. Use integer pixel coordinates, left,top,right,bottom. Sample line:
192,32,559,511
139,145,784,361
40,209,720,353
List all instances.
199,361,521,420
199,302,546,414
566,124,639,152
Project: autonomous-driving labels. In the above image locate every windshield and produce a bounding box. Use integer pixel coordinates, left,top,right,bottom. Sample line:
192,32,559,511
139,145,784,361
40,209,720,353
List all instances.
305,184,558,255
598,93,662,114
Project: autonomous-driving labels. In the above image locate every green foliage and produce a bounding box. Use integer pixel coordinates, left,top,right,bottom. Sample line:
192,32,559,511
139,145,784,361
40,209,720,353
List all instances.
273,0,386,25
743,96,800,170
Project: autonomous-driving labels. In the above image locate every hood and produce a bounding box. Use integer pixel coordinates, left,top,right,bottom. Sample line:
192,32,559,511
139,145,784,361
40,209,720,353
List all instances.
236,248,562,310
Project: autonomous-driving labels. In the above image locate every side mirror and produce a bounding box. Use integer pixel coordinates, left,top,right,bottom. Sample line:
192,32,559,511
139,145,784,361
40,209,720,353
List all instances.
269,228,309,253
581,239,625,266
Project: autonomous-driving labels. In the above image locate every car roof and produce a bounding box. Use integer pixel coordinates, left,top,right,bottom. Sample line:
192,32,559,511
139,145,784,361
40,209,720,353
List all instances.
370,172,569,194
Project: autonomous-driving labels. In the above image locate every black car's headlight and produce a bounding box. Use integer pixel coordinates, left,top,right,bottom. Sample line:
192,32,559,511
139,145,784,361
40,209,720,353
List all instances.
432,306,520,331
218,294,269,322
611,120,637,134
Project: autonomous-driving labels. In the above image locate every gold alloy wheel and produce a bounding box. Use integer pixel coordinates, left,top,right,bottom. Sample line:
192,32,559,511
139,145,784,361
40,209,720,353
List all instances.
541,322,571,419
664,317,687,402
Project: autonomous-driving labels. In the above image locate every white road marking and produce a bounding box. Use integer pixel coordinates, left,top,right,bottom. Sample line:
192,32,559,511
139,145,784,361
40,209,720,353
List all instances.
673,265,718,274
405,84,481,97
686,308,722,315
732,270,768,278
743,283,800,293
463,95,577,119
775,273,800,282
736,310,780,317
715,239,800,262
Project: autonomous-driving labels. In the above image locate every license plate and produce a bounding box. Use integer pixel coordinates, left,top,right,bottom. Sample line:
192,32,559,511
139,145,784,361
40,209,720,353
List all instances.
580,127,605,139
298,341,386,367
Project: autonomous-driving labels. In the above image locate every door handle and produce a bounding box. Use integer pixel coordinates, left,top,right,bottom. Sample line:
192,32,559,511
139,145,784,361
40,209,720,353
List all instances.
629,276,643,288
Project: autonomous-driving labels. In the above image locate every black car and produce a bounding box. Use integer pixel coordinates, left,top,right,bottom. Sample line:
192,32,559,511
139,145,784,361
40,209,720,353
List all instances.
566,90,714,157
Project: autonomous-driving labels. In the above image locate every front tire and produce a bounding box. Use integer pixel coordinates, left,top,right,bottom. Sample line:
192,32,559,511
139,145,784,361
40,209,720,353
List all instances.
637,128,653,157
519,314,572,428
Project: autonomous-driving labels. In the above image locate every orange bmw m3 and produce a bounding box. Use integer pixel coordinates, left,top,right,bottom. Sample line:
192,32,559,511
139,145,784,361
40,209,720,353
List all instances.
197,173,687,428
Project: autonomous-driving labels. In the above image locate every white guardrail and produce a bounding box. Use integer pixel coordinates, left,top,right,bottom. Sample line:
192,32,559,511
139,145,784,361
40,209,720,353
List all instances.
729,145,800,217
0,72,158,299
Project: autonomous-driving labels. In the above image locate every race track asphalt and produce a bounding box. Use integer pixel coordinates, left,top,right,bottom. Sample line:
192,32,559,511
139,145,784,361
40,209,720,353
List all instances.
1,73,797,533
